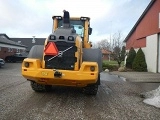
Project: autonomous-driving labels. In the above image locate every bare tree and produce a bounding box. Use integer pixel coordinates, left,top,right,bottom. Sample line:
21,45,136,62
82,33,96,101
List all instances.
92,31,125,67
110,31,125,67
92,39,112,61
95,39,110,50
110,31,123,51
92,42,99,48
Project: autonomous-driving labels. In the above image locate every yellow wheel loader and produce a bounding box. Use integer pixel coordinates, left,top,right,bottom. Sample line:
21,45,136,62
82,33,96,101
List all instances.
22,11,102,95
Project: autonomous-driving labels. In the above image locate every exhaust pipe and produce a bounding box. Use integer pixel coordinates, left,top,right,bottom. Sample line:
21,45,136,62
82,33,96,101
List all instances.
63,10,70,28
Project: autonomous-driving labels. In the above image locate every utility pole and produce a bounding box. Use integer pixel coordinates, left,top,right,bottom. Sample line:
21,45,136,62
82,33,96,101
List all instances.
109,21,112,61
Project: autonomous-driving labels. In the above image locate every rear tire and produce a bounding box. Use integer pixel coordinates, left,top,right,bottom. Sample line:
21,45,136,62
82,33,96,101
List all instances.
30,81,45,92
45,85,52,92
84,84,98,95
82,48,102,72
83,48,102,87
29,46,51,92
28,45,44,59
97,73,100,85
30,81,53,92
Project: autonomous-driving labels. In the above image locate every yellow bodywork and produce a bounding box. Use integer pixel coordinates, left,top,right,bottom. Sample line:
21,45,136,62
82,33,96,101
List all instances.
22,58,98,87
21,14,99,88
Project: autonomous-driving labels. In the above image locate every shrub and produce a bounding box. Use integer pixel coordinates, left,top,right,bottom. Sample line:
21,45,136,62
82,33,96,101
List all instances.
126,47,136,69
118,66,127,72
132,48,147,72
102,61,118,71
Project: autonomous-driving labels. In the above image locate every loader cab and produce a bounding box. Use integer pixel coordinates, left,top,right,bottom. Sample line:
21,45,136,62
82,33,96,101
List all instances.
52,16,92,48
58,20,85,38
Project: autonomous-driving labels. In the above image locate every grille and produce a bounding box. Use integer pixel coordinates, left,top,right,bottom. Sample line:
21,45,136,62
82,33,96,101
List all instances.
44,41,77,70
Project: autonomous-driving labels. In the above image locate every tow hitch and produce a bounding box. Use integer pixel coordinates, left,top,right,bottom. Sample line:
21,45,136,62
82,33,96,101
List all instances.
54,69,62,78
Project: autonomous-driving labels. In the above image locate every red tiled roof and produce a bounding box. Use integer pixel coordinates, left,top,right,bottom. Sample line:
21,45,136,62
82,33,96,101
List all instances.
101,49,112,54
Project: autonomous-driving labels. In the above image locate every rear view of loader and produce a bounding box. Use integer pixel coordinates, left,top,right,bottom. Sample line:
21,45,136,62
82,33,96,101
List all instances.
22,11,102,95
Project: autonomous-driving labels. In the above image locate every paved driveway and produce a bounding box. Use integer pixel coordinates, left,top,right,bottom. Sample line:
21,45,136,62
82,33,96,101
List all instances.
1,63,160,120
110,71,160,82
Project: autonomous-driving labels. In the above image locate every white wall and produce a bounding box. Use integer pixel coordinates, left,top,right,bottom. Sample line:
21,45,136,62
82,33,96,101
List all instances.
145,34,158,73
125,34,159,73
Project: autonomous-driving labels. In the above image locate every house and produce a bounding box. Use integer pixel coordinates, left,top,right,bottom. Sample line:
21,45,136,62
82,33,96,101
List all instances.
0,34,27,59
101,49,112,60
12,37,46,52
124,0,160,73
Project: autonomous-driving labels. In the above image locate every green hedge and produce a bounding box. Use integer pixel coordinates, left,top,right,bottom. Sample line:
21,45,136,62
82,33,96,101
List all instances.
102,62,118,71
126,47,136,69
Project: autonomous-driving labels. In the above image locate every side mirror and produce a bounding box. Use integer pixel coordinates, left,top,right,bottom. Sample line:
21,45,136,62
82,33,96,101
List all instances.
88,28,92,35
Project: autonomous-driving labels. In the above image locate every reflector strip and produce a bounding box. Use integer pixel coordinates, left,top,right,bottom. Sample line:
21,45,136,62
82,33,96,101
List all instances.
44,42,58,55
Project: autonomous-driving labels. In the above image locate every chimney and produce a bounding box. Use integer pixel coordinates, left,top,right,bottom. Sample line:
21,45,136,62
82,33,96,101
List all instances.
32,36,36,43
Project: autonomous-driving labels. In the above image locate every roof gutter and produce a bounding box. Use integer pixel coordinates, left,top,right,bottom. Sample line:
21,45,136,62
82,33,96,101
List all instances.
0,41,27,48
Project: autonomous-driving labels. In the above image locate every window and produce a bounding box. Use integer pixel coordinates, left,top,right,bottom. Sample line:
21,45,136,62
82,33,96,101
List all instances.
8,48,13,52
57,20,85,37
23,49,26,52
17,49,20,53
10,48,13,52
8,48,11,52
18,41,22,44
73,25,84,37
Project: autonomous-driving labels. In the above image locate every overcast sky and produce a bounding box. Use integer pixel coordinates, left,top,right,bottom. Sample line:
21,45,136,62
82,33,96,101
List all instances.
0,0,151,43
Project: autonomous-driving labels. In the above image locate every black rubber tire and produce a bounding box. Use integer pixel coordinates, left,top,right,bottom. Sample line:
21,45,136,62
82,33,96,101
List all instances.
28,45,44,59
82,48,102,72
97,73,100,85
30,81,45,92
45,85,52,92
84,84,98,95
82,48,102,85
28,46,51,92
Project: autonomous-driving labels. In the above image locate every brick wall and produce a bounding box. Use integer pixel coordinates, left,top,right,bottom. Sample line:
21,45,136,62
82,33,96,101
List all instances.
0,47,23,59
